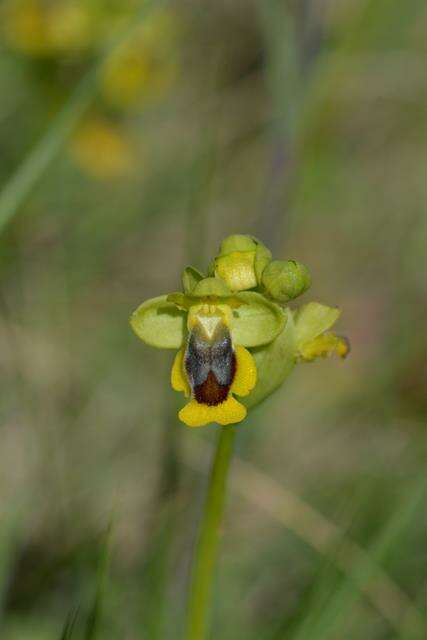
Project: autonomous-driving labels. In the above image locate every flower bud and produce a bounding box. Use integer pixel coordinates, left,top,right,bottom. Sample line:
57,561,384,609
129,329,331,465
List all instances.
262,260,311,303
212,234,272,292
219,234,258,254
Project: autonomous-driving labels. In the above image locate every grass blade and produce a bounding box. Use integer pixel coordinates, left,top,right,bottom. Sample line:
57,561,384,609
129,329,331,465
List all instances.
291,477,427,640
59,609,79,640
184,437,426,638
84,520,114,640
0,73,97,236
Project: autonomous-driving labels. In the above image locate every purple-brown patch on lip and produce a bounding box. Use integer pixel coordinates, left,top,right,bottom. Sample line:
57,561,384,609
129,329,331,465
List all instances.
193,354,236,406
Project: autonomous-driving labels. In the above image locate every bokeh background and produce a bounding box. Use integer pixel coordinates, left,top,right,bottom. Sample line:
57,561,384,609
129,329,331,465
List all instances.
0,0,426,638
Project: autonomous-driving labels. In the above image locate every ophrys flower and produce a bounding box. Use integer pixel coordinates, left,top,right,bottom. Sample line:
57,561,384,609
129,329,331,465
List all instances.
130,236,349,427
131,276,284,427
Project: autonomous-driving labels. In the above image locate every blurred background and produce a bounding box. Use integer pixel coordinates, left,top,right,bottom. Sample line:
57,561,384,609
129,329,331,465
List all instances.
0,0,426,638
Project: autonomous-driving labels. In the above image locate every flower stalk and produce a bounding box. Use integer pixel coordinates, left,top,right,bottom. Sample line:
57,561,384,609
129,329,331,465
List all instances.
186,426,236,640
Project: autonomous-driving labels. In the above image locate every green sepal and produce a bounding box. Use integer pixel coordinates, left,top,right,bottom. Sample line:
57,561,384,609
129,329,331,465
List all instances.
232,291,285,347
130,295,186,349
244,308,296,409
182,266,205,294
294,302,341,351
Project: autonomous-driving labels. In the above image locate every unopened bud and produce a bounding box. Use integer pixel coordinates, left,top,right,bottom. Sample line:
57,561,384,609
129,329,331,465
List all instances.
262,260,311,303
213,234,272,291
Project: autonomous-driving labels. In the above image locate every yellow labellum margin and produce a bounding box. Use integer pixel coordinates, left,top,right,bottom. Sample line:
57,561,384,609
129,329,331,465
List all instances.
172,344,257,427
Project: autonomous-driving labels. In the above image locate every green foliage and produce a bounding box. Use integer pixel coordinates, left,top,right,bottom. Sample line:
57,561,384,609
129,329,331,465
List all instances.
59,611,78,640
84,524,113,640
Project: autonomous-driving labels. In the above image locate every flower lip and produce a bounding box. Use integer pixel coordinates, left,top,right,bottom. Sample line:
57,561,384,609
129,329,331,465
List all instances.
193,369,235,406
185,320,236,407
177,342,257,428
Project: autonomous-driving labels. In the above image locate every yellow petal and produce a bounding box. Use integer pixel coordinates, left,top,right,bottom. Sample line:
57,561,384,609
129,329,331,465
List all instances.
299,332,350,362
179,397,247,428
231,345,257,397
171,348,190,396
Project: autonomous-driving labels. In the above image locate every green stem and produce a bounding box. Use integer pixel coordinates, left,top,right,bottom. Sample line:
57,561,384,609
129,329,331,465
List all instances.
186,426,236,640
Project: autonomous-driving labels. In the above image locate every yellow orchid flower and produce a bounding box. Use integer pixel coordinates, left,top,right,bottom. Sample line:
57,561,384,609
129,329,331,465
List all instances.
131,276,284,427
130,236,349,428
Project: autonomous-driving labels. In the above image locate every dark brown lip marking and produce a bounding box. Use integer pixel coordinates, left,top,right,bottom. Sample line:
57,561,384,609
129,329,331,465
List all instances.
185,323,237,406
194,356,236,406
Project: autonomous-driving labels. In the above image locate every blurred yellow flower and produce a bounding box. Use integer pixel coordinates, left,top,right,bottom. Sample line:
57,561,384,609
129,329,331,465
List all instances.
101,9,180,110
47,3,91,53
69,116,135,180
2,0,92,57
